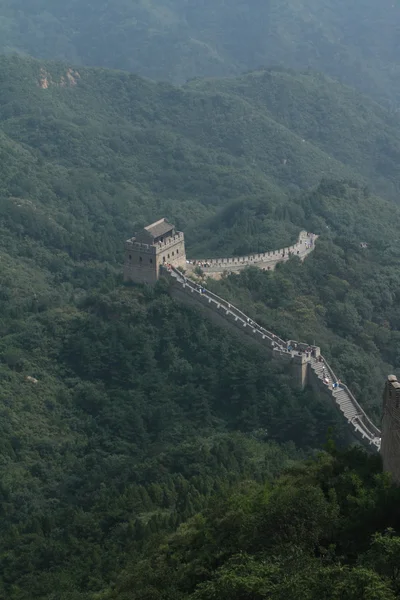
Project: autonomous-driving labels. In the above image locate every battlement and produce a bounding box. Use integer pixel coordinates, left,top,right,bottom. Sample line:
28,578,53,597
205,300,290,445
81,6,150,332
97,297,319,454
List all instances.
288,340,320,357
124,219,186,284
126,232,185,255
125,240,157,254
202,246,294,265
187,231,317,275
154,232,184,253
124,224,390,457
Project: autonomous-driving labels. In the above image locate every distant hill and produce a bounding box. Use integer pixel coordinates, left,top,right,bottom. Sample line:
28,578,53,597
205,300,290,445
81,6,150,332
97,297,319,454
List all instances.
0,0,400,106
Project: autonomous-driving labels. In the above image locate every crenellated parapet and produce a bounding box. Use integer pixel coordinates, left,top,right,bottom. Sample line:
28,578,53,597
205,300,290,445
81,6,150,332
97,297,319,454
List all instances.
187,230,317,275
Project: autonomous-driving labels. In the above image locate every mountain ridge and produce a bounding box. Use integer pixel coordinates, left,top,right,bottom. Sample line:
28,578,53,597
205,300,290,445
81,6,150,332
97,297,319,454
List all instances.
0,0,399,107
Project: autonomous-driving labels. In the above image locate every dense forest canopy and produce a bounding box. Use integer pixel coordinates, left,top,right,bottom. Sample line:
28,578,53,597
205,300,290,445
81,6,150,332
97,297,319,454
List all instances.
0,0,399,106
0,42,400,600
105,446,400,600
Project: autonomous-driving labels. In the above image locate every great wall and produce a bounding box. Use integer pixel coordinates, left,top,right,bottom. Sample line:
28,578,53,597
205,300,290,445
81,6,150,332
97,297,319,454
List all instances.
165,264,381,452
185,230,316,277
124,219,382,455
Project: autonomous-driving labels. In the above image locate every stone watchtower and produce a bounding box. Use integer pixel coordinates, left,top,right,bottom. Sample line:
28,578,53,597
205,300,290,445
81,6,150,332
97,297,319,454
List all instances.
124,218,186,284
381,375,400,483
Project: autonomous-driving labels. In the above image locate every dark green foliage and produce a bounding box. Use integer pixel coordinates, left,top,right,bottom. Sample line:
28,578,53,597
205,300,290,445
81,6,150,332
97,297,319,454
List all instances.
1,53,400,277
1,283,348,599
109,449,400,600
188,69,400,202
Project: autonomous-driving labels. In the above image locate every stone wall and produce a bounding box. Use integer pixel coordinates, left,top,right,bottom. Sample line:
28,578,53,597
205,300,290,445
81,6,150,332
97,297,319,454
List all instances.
156,233,186,272
307,361,380,452
187,230,315,275
124,242,158,284
165,267,381,453
381,375,400,482
124,232,186,284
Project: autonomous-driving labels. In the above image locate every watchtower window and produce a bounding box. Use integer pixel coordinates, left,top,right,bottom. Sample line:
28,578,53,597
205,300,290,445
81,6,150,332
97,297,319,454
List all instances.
168,254,170,259
150,258,153,264
163,256,166,263
177,249,179,254
129,255,132,260
139,256,142,262
172,251,175,256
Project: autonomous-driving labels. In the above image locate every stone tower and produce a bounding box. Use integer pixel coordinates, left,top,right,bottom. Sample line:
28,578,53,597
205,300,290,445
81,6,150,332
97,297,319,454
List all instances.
381,374,400,483
124,218,186,284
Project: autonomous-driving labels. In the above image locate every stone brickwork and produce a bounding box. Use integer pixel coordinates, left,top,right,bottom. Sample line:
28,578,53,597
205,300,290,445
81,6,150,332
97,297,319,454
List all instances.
381,375,400,483
124,218,186,284
187,230,316,276
125,221,316,283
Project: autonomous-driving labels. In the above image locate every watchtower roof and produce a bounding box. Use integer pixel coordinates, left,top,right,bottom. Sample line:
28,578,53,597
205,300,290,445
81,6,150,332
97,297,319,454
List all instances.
144,218,174,239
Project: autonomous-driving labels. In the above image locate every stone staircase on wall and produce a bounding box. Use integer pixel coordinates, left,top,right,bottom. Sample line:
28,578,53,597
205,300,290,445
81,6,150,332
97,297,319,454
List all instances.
165,265,381,453
309,357,381,450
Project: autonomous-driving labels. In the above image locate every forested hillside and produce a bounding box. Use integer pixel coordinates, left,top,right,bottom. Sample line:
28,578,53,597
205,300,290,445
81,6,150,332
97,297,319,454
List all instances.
2,54,400,250
106,447,400,600
207,181,400,423
188,69,400,202
1,54,400,597
0,0,400,106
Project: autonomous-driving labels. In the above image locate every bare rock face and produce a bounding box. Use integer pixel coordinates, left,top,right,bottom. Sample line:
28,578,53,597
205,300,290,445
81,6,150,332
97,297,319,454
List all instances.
38,67,80,89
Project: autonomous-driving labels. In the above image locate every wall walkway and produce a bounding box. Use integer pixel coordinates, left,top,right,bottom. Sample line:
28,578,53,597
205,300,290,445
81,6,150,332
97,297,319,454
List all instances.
186,230,316,275
165,265,381,453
